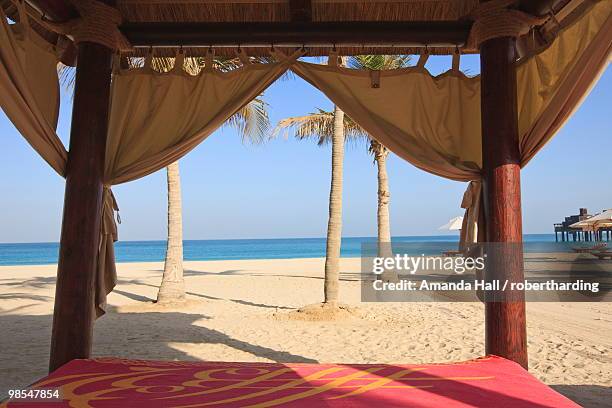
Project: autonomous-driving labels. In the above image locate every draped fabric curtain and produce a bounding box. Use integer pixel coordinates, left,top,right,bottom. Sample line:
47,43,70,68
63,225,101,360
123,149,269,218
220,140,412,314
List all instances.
291,62,483,182
290,0,611,247
104,56,292,185
517,0,612,166
0,7,66,175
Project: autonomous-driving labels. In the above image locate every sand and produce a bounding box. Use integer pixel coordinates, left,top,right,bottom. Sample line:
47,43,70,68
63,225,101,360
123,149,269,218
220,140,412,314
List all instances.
0,257,610,407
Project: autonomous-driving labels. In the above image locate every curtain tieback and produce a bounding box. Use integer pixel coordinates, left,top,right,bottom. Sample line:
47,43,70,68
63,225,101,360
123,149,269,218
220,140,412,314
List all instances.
102,186,120,242
270,48,306,64
467,0,547,50
370,70,381,88
35,0,132,52
460,180,483,249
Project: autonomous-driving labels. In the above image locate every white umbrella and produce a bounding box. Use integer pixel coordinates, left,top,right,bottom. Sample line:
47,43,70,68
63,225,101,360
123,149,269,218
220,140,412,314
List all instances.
570,209,612,231
438,216,464,231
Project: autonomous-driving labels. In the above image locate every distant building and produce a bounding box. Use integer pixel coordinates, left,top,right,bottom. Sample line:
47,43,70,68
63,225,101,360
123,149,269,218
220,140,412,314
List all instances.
554,208,590,242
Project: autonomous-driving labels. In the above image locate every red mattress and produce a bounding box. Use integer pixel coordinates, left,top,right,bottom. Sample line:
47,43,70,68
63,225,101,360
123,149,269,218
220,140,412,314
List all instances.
2,356,578,407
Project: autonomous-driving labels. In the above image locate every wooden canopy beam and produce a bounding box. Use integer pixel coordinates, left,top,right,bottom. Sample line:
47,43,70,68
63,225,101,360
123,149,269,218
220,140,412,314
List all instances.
121,21,471,48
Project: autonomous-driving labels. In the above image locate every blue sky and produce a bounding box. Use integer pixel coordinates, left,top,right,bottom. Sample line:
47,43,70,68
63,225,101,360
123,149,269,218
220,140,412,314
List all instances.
0,56,610,243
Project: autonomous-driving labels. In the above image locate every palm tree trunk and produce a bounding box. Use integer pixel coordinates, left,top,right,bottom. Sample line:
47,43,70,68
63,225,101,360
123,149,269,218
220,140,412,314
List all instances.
372,141,397,281
323,105,345,306
373,141,391,251
157,161,186,303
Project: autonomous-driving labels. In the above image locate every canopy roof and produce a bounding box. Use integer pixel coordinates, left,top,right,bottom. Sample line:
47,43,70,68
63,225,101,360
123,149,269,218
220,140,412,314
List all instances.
3,0,572,58
570,209,612,230
119,0,479,22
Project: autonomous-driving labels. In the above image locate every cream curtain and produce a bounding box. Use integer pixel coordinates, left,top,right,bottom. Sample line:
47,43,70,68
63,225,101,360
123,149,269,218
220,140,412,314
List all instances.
517,0,612,166
290,0,611,247
0,6,66,175
96,186,119,315
291,60,482,182
93,55,294,316
105,57,292,185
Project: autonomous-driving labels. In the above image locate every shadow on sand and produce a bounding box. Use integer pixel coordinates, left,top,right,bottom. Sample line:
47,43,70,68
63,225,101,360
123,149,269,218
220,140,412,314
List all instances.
550,384,612,408
0,307,317,396
97,307,318,364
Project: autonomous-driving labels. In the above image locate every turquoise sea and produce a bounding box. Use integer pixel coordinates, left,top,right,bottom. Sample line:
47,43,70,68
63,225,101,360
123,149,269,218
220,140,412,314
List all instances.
0,234,573,266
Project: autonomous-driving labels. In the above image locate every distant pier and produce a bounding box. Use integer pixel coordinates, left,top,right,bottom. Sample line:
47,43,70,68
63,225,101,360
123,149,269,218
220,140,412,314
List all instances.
554,208,612,242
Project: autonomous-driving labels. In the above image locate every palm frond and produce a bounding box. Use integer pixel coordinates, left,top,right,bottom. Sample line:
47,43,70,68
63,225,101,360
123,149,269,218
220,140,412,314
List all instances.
273,108,369,146
274,110,335,145
462,68,479,78
348,55,411,70
224,97,271,145
152,57,174,72
58,64,75,93
368,138,390,161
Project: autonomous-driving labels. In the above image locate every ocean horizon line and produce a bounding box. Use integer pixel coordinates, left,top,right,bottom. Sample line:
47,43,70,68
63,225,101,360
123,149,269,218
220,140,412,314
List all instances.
0,232,556,246
0,234,561,267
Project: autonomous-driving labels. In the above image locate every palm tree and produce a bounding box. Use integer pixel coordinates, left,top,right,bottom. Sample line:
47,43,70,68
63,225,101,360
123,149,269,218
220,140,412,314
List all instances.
275,108,364,306
274,56,349,307
156,160,185,303
145,55,271,304
274,55,409,300
157,97,270,304
370,139,392,259
349,56,409,270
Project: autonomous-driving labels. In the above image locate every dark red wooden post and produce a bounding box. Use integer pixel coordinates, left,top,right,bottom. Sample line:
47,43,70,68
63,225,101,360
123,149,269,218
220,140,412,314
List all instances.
49,3,116,372
480,35,528,369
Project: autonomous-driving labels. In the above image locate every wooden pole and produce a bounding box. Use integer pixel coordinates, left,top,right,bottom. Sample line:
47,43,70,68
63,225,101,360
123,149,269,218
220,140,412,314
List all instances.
480,36,528,369
49,5,115,372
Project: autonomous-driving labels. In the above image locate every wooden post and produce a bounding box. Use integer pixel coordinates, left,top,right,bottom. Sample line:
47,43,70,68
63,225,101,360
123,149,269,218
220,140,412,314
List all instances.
480,36,528,369
49,8,115,371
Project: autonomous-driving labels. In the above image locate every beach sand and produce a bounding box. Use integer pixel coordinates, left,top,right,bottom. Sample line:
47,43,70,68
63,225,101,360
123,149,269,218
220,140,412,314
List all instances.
0,257,610,407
